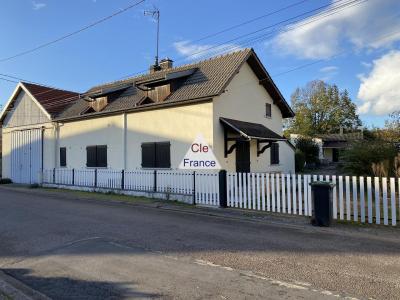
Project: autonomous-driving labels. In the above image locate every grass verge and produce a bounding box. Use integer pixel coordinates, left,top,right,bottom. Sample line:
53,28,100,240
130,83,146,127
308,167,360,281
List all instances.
40,187,192,207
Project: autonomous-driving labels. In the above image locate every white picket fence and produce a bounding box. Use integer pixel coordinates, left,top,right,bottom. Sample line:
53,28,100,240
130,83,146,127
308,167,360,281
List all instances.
227,173,399,226
195,172,220,206
43,168,219,206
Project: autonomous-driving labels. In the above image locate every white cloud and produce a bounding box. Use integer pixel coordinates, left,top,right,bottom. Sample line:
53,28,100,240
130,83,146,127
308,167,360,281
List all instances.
272,0,400,59
318,65,338,81
32,1,46,10
173,40,240,60
357,50,400,115
320,66,338,73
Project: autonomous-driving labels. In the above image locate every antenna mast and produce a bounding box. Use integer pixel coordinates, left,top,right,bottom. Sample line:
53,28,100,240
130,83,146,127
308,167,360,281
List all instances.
144,8,160,67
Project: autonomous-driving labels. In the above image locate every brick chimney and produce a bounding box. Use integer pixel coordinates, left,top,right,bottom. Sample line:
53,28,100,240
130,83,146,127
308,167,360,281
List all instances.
159,58,173,70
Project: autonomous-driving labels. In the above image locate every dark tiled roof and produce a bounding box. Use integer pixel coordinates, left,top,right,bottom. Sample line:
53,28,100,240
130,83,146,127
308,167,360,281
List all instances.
323,141,348,148
58,49,252,120
22,82,79,116
57,48,294,120
220,117,286,140
317,132,363,142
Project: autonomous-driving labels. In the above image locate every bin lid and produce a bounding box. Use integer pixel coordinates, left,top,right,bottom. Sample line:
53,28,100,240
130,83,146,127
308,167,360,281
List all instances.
309,181,336,188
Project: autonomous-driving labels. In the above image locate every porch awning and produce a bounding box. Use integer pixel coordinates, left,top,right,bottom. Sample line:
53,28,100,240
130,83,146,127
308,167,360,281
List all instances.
220,117,286,141
323,141,348,148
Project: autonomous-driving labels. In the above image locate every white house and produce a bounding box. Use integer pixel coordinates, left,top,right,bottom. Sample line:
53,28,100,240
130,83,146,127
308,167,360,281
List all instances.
0,48,295,184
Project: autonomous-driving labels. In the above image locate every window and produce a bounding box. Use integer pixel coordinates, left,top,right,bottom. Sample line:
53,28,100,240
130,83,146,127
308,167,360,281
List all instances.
86,145,107,167
271,142,279,165
141,142,171,168
265,103,272,118
60,147,67,167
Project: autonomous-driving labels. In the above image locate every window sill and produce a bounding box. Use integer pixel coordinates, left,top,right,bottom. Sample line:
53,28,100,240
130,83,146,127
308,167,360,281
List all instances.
85,167,109,169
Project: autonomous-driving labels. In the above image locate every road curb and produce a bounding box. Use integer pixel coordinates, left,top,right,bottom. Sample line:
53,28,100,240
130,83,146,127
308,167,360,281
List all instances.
0,270,50,300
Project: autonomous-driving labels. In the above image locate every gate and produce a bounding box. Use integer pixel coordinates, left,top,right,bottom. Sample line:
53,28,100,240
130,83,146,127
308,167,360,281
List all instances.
11,129,43,184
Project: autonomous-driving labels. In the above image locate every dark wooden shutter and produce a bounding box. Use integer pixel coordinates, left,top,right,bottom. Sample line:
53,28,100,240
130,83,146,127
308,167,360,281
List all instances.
155,142,171,168
142,143,156,168
60,147,67,167
271,143,280,165
96,145,107,167
265,103,272,118
86,146,97,167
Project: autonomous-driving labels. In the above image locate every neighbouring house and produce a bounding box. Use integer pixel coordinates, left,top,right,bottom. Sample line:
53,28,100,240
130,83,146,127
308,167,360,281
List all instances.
290,131,363,163
0,48,295,184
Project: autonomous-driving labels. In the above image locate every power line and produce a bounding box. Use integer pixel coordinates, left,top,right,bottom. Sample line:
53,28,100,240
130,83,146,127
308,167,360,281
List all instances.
187,0,311,45
0,0,365,93
0,0,146,63
188,0,367,62
0,0,388,107
174,0,361,62
2,24,399,112
120,0,360,79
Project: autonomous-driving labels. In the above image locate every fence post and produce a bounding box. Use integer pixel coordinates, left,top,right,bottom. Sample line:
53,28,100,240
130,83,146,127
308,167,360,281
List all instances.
153,170,157,192
94,169,98,188
72,169,75,186
53,168,56,184
219,170,227,208
121,169,125,190
193,171,196,205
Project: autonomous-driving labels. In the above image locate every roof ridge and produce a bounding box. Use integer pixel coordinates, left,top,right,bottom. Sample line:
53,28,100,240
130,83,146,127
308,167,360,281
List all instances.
22,81,79,94
88,48,253,91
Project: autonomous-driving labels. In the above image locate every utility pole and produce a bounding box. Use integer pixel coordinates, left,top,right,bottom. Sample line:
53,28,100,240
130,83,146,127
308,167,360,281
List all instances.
144,8,160,68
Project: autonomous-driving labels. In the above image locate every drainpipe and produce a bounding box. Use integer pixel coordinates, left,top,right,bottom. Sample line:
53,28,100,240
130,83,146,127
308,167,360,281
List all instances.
123,113,127,170
54,122,59,169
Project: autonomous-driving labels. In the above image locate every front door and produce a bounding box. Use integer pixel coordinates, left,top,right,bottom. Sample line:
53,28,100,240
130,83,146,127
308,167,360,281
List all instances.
332,148,339,162
236,141,250,173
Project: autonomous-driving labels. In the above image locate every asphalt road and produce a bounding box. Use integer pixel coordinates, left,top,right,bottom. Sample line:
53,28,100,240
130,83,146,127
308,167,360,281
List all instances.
0,187,399,299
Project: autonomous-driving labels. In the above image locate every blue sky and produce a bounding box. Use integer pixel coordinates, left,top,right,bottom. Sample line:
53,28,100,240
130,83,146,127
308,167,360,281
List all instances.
1,0,399,127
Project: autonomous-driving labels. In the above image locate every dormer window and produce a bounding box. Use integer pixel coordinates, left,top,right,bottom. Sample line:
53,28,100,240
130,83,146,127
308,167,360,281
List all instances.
88,96,108,112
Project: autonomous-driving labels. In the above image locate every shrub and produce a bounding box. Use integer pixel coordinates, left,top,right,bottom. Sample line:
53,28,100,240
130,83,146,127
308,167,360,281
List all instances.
0,178,12,184
341,141,398,176
295,151,306,172
295,137,320,165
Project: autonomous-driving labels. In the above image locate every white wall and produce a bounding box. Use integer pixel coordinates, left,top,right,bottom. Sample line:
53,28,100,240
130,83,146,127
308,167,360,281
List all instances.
126,102,213,169
53,102,213,170
213,62,295,173
57,115,125,169
3,90,49,128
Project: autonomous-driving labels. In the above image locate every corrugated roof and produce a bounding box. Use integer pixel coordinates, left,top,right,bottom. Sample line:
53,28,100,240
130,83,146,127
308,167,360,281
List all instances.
22,82,79,116
57,48,294,120
317,132,363,142
220,117,286,140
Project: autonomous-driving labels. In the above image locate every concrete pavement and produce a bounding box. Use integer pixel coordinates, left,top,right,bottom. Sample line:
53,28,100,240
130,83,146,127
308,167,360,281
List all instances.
0,186,399,299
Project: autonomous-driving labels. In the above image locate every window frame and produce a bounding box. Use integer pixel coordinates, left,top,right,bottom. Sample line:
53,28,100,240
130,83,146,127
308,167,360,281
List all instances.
60,147,67,167
141,141,171,169
265,103,272,118
270,142,280,165
86,145,108,168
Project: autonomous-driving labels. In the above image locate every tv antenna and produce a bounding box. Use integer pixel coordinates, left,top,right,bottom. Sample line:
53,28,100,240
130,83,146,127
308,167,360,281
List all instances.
144,7,160,67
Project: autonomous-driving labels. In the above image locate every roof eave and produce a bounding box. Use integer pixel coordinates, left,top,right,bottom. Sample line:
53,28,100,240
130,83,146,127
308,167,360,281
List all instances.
54,96,215,123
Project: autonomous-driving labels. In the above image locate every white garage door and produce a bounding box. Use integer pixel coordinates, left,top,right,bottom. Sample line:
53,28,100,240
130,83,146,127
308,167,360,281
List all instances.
11,129,43,184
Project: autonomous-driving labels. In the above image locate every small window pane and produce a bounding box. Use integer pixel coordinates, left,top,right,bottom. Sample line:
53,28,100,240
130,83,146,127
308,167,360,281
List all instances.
266,103,272,118
60,147,66,167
